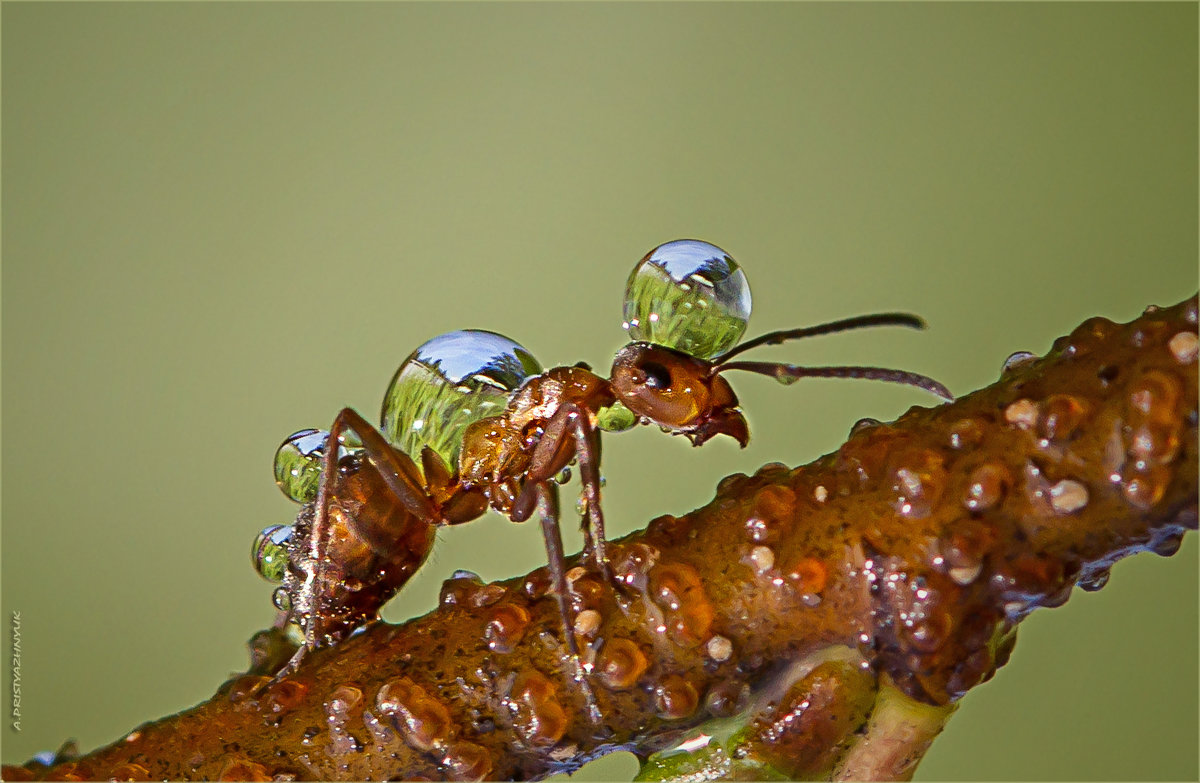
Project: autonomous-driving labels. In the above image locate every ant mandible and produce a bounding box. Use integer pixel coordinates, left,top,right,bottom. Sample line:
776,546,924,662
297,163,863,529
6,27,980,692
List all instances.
253,239,953,686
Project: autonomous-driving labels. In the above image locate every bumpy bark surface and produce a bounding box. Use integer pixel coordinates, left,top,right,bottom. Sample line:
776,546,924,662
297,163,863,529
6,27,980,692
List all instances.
5,296,1197,782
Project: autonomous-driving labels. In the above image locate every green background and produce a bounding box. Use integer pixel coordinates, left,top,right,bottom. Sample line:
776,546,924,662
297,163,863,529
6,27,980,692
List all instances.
2,4,1196,780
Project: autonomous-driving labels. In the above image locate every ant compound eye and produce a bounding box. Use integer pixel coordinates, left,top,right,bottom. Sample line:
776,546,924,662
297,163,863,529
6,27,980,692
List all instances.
252,524,293,582
640,361,672,390
622,239,752,360
274,429,328,503
381,330,542,469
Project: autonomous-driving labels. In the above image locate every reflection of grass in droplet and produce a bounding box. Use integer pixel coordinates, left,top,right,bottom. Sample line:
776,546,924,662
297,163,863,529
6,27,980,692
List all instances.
628,267,747,359
273,448,322,503
381,363,511,470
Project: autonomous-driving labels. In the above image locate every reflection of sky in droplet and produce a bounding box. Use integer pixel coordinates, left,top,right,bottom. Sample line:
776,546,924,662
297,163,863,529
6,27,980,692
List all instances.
411,330,540,384
644,240,752,317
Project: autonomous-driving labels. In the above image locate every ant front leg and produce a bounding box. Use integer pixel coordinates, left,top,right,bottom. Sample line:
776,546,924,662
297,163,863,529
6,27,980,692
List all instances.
570,408,613,583
285,408,439,672
525,403,613,582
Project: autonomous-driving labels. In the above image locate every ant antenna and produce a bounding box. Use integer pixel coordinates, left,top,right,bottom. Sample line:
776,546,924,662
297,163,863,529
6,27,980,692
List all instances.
710,311,952,400
713,312,927,365
714,361,954,401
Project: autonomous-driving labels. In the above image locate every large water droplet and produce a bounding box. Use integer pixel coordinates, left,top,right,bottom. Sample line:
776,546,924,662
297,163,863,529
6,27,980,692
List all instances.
622,239,752,359
381,330,541,469
252,524,292,582
274,429,328,503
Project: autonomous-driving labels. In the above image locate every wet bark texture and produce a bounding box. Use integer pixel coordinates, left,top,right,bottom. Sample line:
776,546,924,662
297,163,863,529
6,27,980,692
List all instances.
5,296,1197,782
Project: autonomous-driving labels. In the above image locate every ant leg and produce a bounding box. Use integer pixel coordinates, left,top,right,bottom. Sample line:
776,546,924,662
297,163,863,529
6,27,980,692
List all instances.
536,482,601,723
570,410,613,583
523,404,612,581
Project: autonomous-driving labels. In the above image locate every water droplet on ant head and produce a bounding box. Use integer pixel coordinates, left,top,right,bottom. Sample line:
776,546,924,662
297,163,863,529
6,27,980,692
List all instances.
274,429,327,503
251,524,292,582
381,330,541,469
1001,351,1037,377
623,240,752,359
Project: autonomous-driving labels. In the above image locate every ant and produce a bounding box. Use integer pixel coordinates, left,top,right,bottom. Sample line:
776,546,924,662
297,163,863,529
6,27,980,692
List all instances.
254,239,953,690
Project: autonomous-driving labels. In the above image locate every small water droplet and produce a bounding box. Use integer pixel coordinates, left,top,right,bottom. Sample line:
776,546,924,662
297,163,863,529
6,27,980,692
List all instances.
484,603,530,654
851,417,881,435
1122,464,1171,509
1049,479,1089,514
553,466,572,485
705,635,733,663
597,638,651,689
273,429,327,503
596,400,637,432
439,571,483,607
890,449,946,519
746,545,775,574
1150,529,1185,557
1001,351,1037,376
623,239,752,359
1168,331,1198,364
439,740,493,781
1077,567,1111,592
271,586,292,612
510,671,568,747
704,679,749,717
262,678,309,715
785,557,827,595
948,418,984,450
813,485,828,503
654,674,700,720
1004,398,1039,430
573,609,602,639
1039,395,1088,441
774,371,800,386
325,684,364,721
963,463,1010,513
1129,369,1181,419
649,562,714,646
376,677,453,753
251,525,292,583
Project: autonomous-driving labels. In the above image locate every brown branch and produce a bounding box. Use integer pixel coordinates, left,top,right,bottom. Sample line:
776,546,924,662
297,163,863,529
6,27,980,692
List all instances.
5,296,1197,782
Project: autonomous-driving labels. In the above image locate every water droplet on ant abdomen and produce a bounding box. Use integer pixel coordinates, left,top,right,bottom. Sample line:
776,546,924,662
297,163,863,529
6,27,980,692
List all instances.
252,524,293,582
380,330,541,469
623,239,752,360
274,429,328,503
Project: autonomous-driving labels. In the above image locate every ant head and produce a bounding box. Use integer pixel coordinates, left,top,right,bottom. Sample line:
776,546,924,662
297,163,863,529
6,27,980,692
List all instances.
610,342,749,447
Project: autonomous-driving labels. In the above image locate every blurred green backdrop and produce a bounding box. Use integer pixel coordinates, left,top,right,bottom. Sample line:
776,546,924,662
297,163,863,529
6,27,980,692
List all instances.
2,4,1196,780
